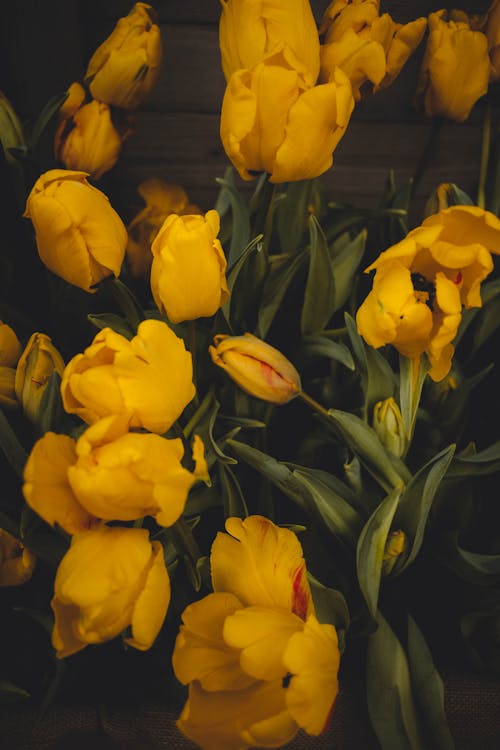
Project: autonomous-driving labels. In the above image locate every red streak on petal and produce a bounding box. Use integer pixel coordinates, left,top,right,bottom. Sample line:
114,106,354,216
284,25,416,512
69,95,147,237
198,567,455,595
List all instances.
454,271,463,284
259,360,278,385
292,565,309,620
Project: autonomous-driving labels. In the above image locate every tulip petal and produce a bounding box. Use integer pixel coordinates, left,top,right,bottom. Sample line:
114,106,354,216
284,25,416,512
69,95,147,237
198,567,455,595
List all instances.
125,541,170,651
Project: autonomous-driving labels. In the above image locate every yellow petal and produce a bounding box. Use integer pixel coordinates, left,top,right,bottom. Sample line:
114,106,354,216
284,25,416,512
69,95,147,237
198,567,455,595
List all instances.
125,540,170,650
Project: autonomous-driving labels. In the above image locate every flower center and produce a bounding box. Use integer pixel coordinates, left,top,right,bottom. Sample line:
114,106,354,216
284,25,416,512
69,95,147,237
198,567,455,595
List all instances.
411,273,435,310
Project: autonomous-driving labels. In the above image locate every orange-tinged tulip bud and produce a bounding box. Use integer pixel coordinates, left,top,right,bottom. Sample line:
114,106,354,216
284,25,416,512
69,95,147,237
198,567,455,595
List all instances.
51,526,170,658
220,51,354,183
15,333,65,423
54,100,123,181
24,169,127,293
61,319,195,433
151,210,230,323
209,333,301,404
0,321,21,367
127,178,201,279
85,3,162,110
0,529,36,586
219,0,320,87
416,10,490,122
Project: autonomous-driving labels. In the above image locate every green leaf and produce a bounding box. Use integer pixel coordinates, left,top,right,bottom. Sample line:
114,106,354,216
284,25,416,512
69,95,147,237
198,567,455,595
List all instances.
276,179,314,254
439,531,500,585
256,250,307,339
14,606,54,637
224,235,267,331
399,354,430,445
308,572,350,631
207,400,238,465
407,616,455,750
329,229,366,313
395,444,455,573
447,440,500,478
87,312,135,340
292,467,364,548
301,215,335,335
300,335,355,370
30,91,68,151
472,294,500,352
0,681,30,705
367,612,428,750
345,313,397,419
218,463,249,519
215,176,251,266
0,408,27,477
356,487,402,618
327,408,409,491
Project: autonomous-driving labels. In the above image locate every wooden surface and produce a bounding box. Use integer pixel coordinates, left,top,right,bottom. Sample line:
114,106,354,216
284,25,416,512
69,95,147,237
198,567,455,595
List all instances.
0,0,493,218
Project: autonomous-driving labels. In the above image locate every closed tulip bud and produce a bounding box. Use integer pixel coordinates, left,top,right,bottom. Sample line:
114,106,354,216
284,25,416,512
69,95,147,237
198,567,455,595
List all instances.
486,0,500,80
15,333,65,423
416,10,490,122
382,529,406,576
209,333,301,404
219,0,320,87
54,100,123,181
127,178,201,279
0,321,22,367
151,210,230,323
85,3,162,110
0,90,26,165
0,367,18,409
61,319,195,433
220,51,354,183
372,397,405,458
24,169,127,293
0,529,36,586
51,526,170,658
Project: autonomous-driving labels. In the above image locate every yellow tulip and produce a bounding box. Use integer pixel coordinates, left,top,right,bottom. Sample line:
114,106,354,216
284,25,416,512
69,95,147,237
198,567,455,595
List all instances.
58,82,86,120
209,333,301,405
320,0,426,99
173,516,340,749
416,10,490,122
219,0,320,87
127,178,201,279
15,333,65,423
0,321,21,367
485,0,500,80
0,367,17,409
61,319,195,433
356,206,500,381
24,169,127,293
54,100,123,181
220,51,354,183
51,526,170,658
85,3,162,110
150,210,230,323
0,529,36,586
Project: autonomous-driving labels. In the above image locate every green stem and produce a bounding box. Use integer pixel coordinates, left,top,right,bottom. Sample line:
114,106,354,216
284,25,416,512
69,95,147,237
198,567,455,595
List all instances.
297,390,331,419
183,388,214,439
105,277,145,331
252,178,277,255
477,96,491,210
173,516,202,563
410,118,444,201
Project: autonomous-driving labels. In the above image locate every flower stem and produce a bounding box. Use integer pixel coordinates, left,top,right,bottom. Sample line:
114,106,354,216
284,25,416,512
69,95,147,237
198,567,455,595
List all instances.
477,96,491,210
183,387,214,439
410,118,444,202
106,277,145,331
297,390,331,419
173,516,202,563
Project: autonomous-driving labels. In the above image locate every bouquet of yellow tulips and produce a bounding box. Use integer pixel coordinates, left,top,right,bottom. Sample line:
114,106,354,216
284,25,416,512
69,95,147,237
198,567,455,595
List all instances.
1,2,500,749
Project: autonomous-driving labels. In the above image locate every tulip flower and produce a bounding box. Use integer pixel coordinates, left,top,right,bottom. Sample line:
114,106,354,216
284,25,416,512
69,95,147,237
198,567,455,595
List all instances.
0,321,21,367
220,51,354,183
372,397,405,458
23,415,207,533
0,367,17,409
85,3,162,110
485,0,500,80
127,178,201,279
151,210,230,323
58,82,86,120
173,516,340,749
24,170,127,293
15,333,65,423
356,206,500,381
61,319,195,433
51,526,170,657
219,0,320,87
320,0,426,100
54,100,124,181
416,10,490,122
209,333,301,404
0,529,36,586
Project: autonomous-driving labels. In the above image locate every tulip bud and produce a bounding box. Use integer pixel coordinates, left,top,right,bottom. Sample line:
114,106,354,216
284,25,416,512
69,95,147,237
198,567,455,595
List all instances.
0,90,26,165
85,3,162,110
24,169,127,293
372,397,406,458
486,0,500,80
423,182,473,218
209,333,301,404
382,529,406,576
0,367,17,409
15,333,65,423
0,321,22,367
58,82,86,121
0,529,36,586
